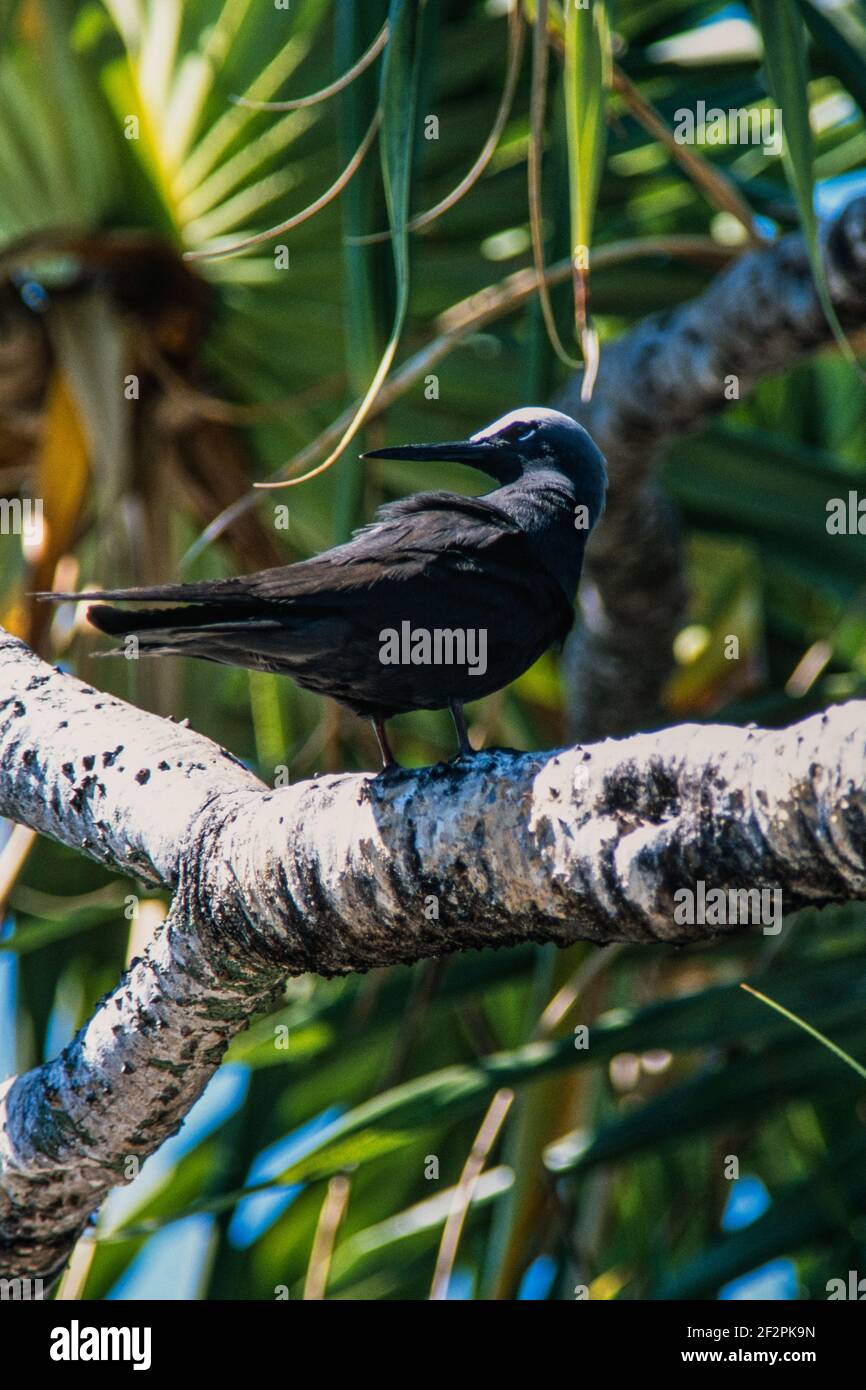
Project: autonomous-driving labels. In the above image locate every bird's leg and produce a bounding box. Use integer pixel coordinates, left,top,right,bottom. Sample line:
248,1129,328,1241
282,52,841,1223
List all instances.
372,718,400,770
448,698,475,758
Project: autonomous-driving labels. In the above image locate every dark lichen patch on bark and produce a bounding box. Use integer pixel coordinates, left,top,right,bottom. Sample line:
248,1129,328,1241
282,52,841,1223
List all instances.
68,774,101,814
598,757,681,825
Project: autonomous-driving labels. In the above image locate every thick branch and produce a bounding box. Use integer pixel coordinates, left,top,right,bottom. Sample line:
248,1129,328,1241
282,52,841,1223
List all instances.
556,196,866,739
1,629,865,1278
0,634,261,884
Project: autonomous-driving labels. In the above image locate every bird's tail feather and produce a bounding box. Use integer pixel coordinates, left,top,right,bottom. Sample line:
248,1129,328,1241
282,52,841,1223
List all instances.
85,602,256,636
92,619,284,668
34,578,249,606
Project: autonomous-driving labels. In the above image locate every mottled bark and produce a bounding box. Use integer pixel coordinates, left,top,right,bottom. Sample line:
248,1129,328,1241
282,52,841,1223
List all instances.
557,195,866,739
1,628,865,1279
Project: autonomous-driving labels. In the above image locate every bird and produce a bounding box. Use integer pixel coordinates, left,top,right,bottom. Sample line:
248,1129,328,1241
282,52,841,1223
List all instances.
41,407,607,769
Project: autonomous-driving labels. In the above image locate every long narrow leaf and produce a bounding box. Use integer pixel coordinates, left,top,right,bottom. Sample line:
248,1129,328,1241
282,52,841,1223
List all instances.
741,982,866,1082
258,0,420,490
752,0,863,375
563,0,610,397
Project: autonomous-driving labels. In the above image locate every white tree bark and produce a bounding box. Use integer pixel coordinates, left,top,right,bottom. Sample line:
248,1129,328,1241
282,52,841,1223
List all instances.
1,626,864,1280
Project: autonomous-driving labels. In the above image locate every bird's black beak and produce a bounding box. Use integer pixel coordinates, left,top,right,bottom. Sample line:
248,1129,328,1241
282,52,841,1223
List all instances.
363,439,491,465
361,438,516,484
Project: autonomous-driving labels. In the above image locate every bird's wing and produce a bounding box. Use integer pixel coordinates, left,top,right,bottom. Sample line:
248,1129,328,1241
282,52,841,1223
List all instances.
249,491,577,652
60,491,574,652
246,492,529,600
38,495,518,607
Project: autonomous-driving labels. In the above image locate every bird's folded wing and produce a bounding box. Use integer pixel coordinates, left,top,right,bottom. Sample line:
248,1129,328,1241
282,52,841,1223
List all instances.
247,493,530,601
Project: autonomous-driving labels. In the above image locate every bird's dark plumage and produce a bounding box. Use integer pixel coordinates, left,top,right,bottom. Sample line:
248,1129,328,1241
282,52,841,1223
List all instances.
41,408,607,765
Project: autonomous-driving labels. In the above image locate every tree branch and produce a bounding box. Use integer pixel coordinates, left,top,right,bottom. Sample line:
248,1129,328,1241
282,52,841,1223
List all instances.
556,196,866,739
1,629,865,1279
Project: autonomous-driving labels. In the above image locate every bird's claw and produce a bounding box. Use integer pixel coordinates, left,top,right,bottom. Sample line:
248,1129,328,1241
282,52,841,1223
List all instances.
448,746,477,765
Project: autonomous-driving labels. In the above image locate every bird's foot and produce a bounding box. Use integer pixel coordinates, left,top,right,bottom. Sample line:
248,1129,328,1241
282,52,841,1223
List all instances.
447,699,478,764
448,741,479,766
371,718,402,773
373,760,404,779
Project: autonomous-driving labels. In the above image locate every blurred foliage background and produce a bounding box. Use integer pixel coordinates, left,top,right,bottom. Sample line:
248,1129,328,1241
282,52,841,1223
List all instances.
3,0,866,1300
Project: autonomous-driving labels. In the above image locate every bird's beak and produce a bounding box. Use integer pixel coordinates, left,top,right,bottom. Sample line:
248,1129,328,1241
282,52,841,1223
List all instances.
362,439,498,466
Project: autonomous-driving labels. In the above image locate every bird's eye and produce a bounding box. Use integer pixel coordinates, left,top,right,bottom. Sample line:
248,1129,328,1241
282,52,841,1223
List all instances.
501,422,536,444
